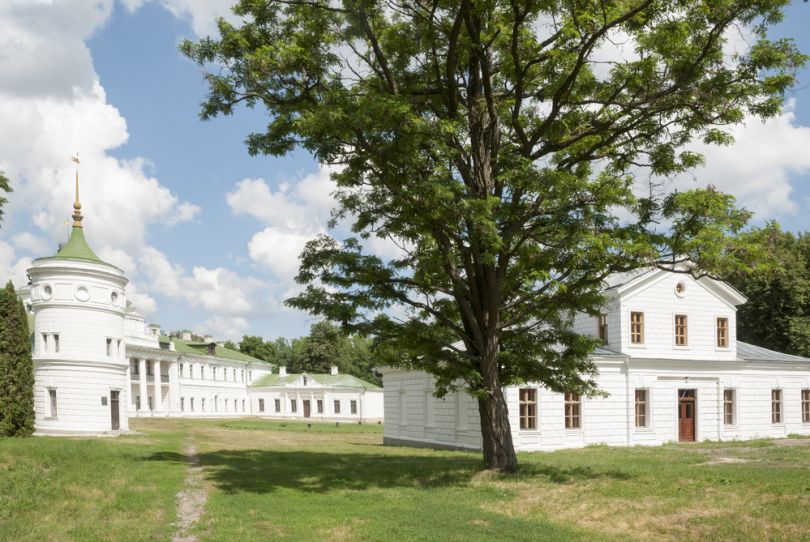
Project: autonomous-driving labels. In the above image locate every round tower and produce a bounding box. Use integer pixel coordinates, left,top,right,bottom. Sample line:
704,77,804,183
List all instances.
28,167,129,433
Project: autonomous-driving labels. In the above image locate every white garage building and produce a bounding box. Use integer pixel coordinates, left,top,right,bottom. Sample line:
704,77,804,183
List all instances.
382,267,810,451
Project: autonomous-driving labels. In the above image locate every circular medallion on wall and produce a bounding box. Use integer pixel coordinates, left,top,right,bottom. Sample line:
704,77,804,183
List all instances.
75,286,91,302
675,281,687,297
41,284,53,300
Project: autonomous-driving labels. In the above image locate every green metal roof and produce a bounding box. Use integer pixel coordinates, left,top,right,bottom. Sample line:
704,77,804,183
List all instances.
49,227,106,264
168,337,271,365
252,372,380,389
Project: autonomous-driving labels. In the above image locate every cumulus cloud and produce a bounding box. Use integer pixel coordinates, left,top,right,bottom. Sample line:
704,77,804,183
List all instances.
195,315,249,342
121,0,238,38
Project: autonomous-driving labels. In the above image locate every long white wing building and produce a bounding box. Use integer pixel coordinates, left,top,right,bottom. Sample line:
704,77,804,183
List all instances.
382,267,810,451
19,181,383,434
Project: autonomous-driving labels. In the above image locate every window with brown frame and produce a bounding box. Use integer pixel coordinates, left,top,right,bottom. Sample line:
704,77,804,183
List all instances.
597,315,608,345
630,312,644,344
519,389,537,430
723,389,735,425
771,389,782,424
674,314,688,346
564,392,581,429
634,389,648,427
716,317,729,348
802,389,810,424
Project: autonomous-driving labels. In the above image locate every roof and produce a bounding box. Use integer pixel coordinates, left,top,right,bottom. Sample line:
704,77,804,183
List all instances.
50,227,106,264
167,337,272,365
602,268,654,290
737,341,810,364
252,372,381,389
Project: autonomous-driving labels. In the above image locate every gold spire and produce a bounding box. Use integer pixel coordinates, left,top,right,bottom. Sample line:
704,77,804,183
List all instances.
71,154,82,227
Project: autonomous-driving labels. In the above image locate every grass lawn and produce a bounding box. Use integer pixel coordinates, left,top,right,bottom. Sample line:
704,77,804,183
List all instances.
2,419,809,541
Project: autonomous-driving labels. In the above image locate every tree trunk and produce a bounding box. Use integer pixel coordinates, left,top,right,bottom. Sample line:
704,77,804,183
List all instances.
477,387,518,472
477,343,518,472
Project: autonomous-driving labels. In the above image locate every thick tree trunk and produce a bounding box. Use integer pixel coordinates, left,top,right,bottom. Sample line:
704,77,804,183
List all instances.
477,387,518,472
477,342,518,472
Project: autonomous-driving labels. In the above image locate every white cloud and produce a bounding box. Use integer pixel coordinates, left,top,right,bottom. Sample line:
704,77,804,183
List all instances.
11,232,51,257
0,241,33,288
122,0,238,38
195,315,249,342
669,101,810,220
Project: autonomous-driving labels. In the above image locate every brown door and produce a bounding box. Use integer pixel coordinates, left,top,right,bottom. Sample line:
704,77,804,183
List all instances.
110,390,120,431
303,400,311,418
678,389,696,442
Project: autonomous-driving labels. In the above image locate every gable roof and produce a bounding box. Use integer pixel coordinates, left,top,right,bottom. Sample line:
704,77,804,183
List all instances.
737,341,810,364
252,372,380,389
165,337,272,365
602,266,746,306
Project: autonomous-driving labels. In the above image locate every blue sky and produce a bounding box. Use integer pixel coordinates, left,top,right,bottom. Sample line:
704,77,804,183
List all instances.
1,1,809,341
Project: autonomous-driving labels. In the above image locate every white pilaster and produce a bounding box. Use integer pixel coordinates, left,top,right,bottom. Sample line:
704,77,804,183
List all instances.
138,358,149,415
153,359,163,413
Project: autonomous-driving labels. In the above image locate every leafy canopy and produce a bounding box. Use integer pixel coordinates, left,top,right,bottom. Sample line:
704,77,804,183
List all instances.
183,0,804,402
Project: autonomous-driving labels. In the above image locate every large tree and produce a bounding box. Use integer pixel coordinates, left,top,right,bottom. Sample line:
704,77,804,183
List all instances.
729,224,810,357
0,281,35,437
184,0,803,471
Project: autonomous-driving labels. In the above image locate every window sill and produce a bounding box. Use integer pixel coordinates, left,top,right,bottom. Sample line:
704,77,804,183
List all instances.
519,429,541,435
564,428,584,434
634,427,654,433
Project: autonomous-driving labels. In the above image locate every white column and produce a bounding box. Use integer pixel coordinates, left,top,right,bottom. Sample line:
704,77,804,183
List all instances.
168,360,180,413
138,358,148,415
125,358,132,411
153,359,163,413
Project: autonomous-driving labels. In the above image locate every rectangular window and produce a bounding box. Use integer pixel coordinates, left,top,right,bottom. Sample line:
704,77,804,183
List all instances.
634,389,648,428
597,314,608,345
190,398,195,412
53,334,60,353
41,333,48,354
564,392,581,429
802,389,810,424
180,397,185,412
291,399,297,413
716,318,729,348
772,389,783,424
724,389,735,425
106,338,112,356
674,314,688,346
147,363,153,376
180,363,184,377
351,400,358,414
334,400,341,414
136,395,141,410
148,396,153,411
49,389,57,417
630,312,644,344
117,340,122,359
242,400,245,412
201,397,206,411
274,398,281,412
317,399,323,414
519,388,537,430
132,360,139,376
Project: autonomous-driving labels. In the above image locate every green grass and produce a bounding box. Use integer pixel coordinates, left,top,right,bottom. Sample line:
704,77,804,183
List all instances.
2,419,809,541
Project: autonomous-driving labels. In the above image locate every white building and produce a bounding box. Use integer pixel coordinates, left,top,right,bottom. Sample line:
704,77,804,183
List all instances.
382,267,810,451
21,182,382,434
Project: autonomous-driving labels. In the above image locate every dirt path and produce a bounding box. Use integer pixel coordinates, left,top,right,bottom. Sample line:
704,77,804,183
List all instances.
172,442,208,542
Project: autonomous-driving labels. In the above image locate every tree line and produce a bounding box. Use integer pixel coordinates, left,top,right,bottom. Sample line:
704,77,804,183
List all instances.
237,321,381,385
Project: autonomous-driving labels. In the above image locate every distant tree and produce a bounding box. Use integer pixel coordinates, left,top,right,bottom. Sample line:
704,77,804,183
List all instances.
0,170,10,226
239,335,273,361
0,281,35,437
185,0,804,471
222,340,238,350
729,225,810,357
296,321,351,374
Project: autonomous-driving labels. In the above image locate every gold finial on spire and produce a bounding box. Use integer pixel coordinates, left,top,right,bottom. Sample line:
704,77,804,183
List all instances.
70,154,82,227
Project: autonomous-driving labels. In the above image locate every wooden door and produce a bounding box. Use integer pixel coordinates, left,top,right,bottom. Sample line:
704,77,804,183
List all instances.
303,400,311,418
678,389,696,442
110,390,120,431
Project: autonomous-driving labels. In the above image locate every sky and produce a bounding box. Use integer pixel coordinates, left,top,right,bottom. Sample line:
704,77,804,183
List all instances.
1,0,809,342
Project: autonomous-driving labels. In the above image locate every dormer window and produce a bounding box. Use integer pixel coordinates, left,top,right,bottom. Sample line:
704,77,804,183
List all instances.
597,315,608,345
303,376,308,386
674,314,688,346
207,343,216,356
630,312,644,344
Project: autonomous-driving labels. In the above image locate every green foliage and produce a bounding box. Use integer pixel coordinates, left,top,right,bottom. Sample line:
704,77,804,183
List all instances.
222,340,238,350
184,0,804,470
0,170,10,227
0,281,35,437
238,324,381,384
728,224,810,357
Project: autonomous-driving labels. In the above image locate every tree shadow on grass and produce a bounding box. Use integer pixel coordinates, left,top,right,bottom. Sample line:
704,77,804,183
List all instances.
146,448,634,495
